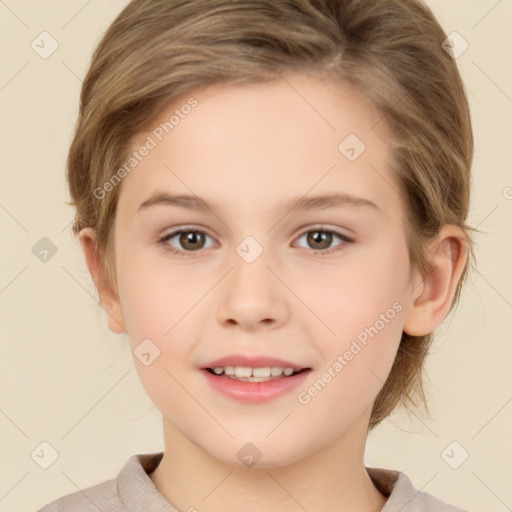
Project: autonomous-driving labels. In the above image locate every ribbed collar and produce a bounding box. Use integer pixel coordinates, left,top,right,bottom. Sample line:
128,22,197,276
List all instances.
117,452,465,511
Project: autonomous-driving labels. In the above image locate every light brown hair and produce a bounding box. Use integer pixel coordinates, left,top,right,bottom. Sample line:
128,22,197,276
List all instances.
66,0,475,430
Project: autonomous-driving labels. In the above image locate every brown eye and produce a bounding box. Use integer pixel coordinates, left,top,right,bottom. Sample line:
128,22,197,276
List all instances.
160,229,215,254
178,231,206,251
295,228,351,254
306,230,334,250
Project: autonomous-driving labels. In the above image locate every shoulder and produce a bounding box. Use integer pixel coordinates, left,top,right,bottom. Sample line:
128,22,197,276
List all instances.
35,452,166,512
367,467,469,512
35,477,120,512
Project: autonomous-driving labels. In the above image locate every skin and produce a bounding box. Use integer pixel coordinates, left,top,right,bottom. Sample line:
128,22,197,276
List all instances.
80,72,467,511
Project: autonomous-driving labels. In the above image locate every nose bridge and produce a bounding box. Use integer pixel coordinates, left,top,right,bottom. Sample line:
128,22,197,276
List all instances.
217,236,288,329
229,235,276,302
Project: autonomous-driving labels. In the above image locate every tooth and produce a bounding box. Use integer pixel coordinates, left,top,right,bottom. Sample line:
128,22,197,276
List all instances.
247,376,271,382
234,366,252,378
213,365,297,379
252,367,271,377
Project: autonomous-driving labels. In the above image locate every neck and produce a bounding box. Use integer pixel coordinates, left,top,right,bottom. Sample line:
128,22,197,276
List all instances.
150,415,387,512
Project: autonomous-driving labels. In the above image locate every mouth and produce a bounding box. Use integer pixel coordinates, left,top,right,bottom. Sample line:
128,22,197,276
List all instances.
205,366,308,382
201,356,312,403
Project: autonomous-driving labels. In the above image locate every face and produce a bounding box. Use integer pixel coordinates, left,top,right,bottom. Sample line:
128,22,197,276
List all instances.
107,73,417,468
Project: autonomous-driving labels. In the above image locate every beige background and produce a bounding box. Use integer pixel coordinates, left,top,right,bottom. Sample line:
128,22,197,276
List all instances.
1,1,511,511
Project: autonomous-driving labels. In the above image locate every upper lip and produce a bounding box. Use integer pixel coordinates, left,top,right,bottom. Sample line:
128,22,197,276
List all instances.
202,354,309,370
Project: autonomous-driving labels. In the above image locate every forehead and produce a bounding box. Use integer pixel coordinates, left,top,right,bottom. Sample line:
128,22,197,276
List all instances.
118,73,401,221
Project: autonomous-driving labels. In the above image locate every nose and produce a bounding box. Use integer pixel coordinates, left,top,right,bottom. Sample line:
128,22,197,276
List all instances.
217,251,289,331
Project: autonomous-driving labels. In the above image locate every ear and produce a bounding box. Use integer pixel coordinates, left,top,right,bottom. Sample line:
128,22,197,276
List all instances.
78,227,127,334
403,224,468,336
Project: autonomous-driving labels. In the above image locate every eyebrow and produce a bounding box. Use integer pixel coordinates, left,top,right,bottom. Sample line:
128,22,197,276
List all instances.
137,191,381,214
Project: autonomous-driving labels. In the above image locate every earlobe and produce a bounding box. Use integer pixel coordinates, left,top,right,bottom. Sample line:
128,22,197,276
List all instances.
403,225,468,337
78,227,127,334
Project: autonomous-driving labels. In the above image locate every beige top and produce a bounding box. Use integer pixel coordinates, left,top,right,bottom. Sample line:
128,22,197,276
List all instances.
36,452,468,511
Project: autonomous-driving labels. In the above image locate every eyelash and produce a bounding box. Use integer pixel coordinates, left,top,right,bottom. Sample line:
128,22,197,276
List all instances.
157,226,353,258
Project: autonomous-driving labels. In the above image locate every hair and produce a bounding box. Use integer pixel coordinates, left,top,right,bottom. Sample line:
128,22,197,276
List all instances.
66,0,475,430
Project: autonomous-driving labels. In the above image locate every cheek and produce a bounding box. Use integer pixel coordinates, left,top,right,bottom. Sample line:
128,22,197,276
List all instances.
116,246,204,338
294,285,405,436
116,252,214,390
308,245,409,339
118,258,203,410
301,241,409,395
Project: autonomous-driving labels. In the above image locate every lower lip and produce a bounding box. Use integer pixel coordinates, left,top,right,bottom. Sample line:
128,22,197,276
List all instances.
202,369,311,404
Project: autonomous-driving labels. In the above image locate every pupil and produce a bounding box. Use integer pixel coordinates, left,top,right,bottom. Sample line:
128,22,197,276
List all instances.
181,231,204,250
308,230,331,249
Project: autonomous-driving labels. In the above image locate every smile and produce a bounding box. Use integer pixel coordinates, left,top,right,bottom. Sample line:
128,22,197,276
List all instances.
207,365,302,382
202,365,311,404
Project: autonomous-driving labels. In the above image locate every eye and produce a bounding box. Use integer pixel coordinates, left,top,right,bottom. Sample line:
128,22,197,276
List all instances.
158,228,215,256
157,226,352,257
294,228,352,255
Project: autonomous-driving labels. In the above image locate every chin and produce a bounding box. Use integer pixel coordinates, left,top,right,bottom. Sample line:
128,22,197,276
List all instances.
203,437,314,470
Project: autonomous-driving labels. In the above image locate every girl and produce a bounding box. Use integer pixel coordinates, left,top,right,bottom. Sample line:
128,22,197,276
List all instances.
38,1,474,510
